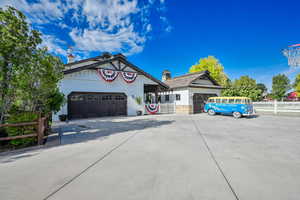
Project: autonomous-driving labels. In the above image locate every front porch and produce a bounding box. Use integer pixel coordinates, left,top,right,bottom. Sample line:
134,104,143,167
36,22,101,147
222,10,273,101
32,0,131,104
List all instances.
143,84,175,114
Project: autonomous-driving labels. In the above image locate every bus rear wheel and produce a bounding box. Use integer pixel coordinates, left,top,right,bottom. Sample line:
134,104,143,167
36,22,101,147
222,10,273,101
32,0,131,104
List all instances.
208,109,216,116
233,111,242,119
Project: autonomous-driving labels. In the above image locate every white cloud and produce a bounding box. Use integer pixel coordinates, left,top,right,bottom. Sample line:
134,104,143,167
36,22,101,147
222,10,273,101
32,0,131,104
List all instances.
40,35,68,56
1,0,171,58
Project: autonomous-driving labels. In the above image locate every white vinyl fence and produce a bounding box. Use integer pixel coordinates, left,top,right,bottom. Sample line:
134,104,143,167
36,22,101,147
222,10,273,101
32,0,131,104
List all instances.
253,101,300,114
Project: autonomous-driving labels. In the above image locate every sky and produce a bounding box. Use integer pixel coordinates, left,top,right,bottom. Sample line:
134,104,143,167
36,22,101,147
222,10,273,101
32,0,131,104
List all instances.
1,0,300,90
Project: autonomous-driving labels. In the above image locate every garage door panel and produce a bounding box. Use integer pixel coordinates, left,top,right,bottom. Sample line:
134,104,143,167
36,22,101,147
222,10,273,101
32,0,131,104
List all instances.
68,93,127,119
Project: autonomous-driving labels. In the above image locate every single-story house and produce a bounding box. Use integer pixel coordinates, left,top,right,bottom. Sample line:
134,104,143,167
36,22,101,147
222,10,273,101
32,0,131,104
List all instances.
53,53,168,121
159,70,223,114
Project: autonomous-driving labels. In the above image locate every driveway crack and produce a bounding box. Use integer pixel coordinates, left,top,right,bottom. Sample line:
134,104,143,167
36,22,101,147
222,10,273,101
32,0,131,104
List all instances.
191,118,240,200
43,132,137,200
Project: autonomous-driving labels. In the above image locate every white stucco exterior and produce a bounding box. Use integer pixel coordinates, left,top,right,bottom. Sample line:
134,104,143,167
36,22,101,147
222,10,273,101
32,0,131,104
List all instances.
53,61,158,121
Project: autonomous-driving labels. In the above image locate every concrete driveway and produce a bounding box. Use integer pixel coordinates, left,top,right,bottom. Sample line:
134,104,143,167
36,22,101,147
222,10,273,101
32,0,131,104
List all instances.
1,114,300,200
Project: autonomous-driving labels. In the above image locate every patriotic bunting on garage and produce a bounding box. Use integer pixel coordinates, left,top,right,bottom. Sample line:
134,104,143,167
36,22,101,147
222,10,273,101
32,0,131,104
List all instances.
121,71,137,83
96,68,138,83
145,104,159,114
97,69,119,82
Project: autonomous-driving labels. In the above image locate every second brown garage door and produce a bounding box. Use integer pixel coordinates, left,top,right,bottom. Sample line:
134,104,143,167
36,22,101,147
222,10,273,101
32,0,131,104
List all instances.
193,93,217,114
68,92,127,119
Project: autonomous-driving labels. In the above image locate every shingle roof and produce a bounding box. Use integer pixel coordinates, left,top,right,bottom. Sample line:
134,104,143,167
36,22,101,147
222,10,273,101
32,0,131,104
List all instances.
164,70,222,89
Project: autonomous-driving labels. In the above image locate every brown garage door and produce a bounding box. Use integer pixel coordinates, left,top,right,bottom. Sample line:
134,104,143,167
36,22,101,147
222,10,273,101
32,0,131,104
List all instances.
193,93,217,114
68,92,127,119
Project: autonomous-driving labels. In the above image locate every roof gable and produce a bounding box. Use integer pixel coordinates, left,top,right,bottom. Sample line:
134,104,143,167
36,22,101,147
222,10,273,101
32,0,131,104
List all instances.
164,71,222,89
63,54,168,89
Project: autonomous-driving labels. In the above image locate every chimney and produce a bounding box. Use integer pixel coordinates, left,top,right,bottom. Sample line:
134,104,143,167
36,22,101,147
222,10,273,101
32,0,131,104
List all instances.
67,53,75,64
162,70,171,81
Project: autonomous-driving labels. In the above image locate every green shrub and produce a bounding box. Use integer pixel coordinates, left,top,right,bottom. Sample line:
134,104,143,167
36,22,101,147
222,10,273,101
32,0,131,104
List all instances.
5,112,38,148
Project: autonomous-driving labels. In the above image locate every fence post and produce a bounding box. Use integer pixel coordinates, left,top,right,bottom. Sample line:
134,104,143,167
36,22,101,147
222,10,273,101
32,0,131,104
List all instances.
274,100,278,114
37,115,44,145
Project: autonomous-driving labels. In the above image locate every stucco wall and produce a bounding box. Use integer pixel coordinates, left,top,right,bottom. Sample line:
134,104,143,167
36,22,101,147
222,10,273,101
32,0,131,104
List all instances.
53,69,157,121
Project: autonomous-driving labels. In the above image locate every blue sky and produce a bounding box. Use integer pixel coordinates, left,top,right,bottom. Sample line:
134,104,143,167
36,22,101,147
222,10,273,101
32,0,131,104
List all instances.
1,0,300,90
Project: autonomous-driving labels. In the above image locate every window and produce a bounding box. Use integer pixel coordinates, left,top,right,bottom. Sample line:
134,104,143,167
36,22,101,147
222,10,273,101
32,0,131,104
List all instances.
208,98,215,103
235,99,242,104
221,98,228,104
102,95,112,101
70,95,83,101
165,95,169,102
228,99,235,104
115,96,125,100
176,94,181,101
216,99,221,103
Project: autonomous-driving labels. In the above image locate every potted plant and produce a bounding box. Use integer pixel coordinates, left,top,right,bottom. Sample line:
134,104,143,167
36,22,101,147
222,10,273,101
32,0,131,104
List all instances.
135,97,143,116
59,114,67,122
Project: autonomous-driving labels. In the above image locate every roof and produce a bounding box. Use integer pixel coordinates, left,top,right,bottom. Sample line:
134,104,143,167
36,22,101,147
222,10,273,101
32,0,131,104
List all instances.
63,54,169,89
163,70,223,89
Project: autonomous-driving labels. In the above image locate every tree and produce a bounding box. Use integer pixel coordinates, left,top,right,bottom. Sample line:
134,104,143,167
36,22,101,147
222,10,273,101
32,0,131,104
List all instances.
189,56,228,86
295,82,300,98
293,73,300,88
256,83,268,100
271,74,290,100
0,7,64,124
222,76,262,101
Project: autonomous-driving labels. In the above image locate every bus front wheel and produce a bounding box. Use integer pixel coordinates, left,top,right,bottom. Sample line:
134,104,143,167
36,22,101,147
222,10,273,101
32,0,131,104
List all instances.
208,109,216,116
233,111,242,119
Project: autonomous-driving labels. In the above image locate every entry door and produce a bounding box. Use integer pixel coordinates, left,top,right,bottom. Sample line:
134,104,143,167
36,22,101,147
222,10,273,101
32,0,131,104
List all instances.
193,93,217,114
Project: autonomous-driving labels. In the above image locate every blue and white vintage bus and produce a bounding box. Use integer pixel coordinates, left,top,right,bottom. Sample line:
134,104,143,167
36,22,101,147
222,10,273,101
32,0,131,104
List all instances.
204,97,254,118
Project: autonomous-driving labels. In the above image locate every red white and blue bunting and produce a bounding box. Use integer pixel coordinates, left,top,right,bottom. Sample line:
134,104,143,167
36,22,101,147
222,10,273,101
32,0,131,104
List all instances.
97,69,119,82
145,104,159,114
121,71,137,83
96,69,138,83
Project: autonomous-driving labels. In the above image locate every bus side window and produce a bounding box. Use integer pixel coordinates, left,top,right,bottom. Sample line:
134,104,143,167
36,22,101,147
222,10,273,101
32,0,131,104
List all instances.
228,99,235,104
216,99,221,104
235,99,242,104
221,99,228,104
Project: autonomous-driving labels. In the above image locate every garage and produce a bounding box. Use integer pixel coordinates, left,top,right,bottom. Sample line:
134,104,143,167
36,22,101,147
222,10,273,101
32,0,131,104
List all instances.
193,93,217,114
68,92,127,119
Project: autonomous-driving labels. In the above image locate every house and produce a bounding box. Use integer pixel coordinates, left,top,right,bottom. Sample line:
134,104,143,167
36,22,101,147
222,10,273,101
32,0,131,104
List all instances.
159,70,223,114
53,53,168,121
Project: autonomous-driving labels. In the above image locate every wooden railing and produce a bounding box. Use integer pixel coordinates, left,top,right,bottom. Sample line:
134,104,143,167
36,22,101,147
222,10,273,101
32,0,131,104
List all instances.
0,115,48,145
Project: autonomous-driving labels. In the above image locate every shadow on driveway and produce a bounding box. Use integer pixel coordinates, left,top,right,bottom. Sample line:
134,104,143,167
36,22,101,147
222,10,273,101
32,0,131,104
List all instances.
55,117,174,145
0,116,174,163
